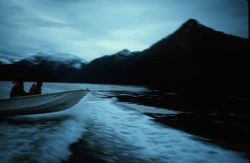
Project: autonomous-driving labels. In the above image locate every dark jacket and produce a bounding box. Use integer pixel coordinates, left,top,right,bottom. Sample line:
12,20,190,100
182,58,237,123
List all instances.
29,84,42,95
10,85,28,98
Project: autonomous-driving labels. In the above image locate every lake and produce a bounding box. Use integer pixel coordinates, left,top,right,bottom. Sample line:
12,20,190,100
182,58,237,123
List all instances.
0,81,248,163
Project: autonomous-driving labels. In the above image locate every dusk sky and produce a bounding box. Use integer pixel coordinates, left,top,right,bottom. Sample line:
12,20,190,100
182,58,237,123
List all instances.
0,0,248,61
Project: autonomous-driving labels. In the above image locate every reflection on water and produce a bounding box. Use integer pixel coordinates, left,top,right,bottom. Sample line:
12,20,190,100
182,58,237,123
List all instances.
0,82,248,163
92,89,179,110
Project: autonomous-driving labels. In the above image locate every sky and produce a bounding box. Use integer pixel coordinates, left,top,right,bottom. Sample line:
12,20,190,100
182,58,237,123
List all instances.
0,0,248,61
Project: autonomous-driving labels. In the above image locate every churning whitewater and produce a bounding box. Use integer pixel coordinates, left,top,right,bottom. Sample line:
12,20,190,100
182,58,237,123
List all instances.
0,82,247,163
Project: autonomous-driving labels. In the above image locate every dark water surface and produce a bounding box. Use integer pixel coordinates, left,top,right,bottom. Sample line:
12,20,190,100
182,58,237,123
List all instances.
0,82,248,163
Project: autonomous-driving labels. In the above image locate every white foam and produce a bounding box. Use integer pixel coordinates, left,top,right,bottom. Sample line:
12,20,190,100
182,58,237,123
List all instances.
0,82,247,163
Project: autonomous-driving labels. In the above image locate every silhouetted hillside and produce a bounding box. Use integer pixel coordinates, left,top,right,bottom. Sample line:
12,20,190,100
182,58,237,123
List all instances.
0,64,55,81
0,53,87,82
80,49,141,84
81,20,247,88
79,19,248,111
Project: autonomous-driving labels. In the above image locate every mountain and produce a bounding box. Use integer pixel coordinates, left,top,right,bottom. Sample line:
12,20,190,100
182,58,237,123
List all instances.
0,53,87,82
1,19,248,110
15,52,87,69
136,19,248,89
114,49,137,56
0,55,19,65
80,49,141,83
79,19,248,110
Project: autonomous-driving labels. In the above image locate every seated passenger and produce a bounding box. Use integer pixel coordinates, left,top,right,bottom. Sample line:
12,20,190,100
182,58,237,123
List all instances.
10,81,28,98
29,81,43,95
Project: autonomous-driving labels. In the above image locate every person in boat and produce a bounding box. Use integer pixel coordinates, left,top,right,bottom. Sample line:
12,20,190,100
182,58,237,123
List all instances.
10,81,29,98
29,81,43,95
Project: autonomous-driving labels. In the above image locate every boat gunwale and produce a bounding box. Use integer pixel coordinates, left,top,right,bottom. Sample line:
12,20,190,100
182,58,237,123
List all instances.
0,89,88,102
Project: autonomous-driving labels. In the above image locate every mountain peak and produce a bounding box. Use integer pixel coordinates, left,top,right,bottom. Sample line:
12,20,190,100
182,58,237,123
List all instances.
178,18,203,33
184,19,200,26
166,19,216,41
115,49,132,56
29,52,87,63
0,55,20,64
149,19,217,50
16,52,87,69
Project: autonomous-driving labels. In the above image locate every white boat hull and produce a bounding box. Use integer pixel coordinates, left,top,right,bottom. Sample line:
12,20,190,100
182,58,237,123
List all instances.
0,90,87,117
